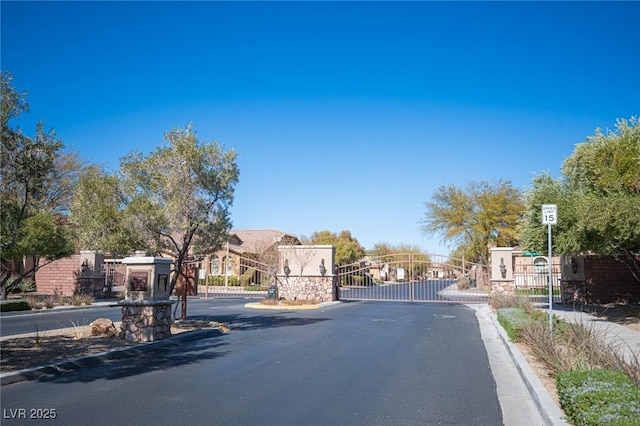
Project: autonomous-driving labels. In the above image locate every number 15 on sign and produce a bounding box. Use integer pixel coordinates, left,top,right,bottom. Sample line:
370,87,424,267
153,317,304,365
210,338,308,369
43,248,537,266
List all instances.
542,204,557,225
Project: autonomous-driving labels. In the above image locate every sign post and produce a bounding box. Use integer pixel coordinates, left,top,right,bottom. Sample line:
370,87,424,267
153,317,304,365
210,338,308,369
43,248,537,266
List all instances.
541,204,557,331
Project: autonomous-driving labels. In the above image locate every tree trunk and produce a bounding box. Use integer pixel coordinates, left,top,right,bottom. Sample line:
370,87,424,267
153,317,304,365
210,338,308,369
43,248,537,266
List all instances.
620,249,640,284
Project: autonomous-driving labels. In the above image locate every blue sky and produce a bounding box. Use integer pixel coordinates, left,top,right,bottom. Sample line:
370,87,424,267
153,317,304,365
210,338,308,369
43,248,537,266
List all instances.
2,1,639,254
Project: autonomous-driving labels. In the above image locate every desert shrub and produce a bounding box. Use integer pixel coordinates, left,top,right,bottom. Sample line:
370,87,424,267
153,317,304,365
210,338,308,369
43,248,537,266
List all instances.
69,320,90,339
2,275,27,295
25,294,45,308
17,279,36,294
42,296,55,309
562,322,640,387
521,320,576,374
0,300,31,312
557,369,640,426
457,276,470,290
490,293,536,315
73,293,95,306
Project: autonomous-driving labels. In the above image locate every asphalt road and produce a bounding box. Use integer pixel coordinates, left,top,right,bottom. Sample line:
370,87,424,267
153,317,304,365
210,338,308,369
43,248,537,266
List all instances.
0,299,241,336
1,305,124,336
1,300,504,426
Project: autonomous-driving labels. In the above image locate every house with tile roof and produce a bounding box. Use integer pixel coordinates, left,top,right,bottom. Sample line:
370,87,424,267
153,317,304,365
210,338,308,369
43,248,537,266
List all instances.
202,229,300,285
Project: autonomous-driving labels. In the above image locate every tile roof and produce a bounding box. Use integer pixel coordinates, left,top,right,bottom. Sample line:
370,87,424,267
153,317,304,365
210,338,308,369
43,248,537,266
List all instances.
228,229,300,255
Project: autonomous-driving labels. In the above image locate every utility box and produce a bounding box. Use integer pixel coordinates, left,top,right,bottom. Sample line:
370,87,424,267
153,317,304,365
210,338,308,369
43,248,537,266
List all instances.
268,285,277,300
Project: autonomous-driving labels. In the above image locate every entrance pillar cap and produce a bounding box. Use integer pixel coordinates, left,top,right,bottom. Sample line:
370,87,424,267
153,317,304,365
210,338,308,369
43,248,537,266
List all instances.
122,256,173,265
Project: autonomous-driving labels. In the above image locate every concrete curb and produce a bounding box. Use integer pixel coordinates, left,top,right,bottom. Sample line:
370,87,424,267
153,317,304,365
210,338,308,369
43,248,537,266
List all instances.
485,306,570,426
1,328,224,386
244,301,342,310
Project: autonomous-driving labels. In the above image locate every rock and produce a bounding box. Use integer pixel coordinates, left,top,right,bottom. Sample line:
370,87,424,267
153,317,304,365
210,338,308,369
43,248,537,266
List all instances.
90,318,117,337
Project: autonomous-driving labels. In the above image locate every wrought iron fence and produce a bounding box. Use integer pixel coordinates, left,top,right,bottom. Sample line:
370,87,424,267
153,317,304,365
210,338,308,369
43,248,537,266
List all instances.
513,262,562,304
197,256,272,299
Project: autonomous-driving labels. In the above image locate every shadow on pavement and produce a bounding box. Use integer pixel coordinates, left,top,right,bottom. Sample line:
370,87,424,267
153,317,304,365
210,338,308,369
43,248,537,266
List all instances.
187,313,331,331
35,335,229,385
31,312,330,385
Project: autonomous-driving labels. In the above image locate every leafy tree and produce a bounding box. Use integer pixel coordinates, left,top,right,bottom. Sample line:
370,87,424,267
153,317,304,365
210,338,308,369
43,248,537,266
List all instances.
70,165,142,255
306,230,365,265
369,242,430,280
370,242,423,256
420,179,524,263
0,71,80,295
70,124,239,316
519,117,640,282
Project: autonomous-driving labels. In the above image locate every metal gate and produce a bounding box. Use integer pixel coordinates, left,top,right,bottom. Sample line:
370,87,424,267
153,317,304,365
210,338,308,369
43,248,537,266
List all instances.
198,256,273,299
337,253,491,303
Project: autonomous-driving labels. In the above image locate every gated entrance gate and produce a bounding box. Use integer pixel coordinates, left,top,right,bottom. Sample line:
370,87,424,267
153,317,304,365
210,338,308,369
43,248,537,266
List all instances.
337,253,491,303
198,255,273,299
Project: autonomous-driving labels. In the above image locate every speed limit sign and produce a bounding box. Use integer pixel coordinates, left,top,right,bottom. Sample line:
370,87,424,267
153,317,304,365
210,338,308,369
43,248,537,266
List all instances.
542,204,557,225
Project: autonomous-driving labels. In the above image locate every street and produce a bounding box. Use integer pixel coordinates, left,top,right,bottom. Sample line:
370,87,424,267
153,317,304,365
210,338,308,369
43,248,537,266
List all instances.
1,300,503,425
0,299,241,336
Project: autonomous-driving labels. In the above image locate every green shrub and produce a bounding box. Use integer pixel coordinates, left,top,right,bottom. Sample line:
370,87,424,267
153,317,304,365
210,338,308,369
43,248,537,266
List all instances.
244,285,268,292
0,300,31,312
496,307,535,342
557,369,640,426
239,268,256,286
207,276,239,286
341,274,373,286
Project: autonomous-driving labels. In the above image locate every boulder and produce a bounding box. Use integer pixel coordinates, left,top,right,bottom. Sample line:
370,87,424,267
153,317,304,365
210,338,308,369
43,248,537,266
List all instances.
90,318,117,337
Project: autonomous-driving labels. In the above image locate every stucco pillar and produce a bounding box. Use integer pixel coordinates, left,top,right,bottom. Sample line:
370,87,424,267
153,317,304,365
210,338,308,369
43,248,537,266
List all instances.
490,247,515,296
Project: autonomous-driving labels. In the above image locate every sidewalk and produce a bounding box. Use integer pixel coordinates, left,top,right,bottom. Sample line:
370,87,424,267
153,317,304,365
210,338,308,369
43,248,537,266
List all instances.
547,305,640,364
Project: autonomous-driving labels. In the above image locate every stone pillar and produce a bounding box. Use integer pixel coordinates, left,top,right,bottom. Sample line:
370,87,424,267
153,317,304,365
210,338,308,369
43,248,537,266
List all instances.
277,245,337,302
120,300,173,342
79,250,105,298
118,252,175,342
490,247,515,296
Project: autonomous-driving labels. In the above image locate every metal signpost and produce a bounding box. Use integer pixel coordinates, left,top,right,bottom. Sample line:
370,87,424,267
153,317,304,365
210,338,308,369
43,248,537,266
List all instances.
541,204,557,331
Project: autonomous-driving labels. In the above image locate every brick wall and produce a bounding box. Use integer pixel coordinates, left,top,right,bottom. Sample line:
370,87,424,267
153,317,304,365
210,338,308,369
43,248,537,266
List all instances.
584,255,640,303
35,255,81,296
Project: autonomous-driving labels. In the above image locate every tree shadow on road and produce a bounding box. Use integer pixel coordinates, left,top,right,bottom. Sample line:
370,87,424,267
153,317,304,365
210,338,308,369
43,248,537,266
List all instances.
30,313,330,385
187,313,331,331
34,332,230,385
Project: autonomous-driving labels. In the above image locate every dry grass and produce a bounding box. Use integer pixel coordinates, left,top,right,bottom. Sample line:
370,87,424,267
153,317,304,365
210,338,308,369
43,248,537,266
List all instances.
507,304,640,388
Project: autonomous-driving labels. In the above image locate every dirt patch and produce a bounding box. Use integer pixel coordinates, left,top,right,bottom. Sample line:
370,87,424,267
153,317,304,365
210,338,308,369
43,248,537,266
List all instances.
0,320,226,374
